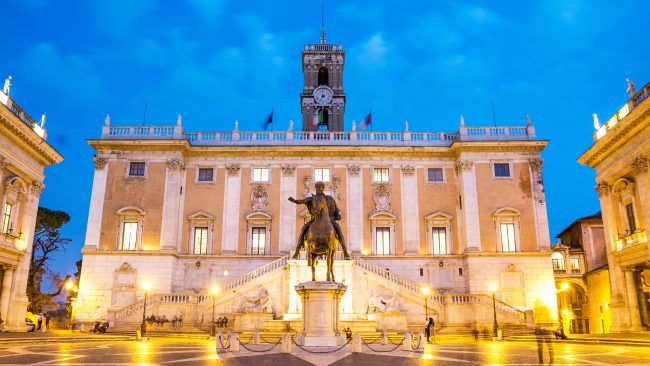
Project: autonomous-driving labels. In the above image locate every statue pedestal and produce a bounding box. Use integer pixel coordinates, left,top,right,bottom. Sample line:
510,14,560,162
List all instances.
232,313,274,331
295,281,347,346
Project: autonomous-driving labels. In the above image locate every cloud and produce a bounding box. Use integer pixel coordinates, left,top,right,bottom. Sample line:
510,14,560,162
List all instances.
356,33,389,67
91,0,154,38
187,0,227,22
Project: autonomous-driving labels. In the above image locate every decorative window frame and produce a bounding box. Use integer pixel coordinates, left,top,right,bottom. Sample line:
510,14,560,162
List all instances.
116,206,145,251
425,167,446,184
187,211,215,255
492,207,521,252
491,161,514,180
369,211,397,255
195,165,216,184
313,167,332,182
372,167,391,183
1,177,27,237
125,160,148,179
245,211,272,255
612,178,641,237
251,167,271,183
424,211,453,255
551,251,566,271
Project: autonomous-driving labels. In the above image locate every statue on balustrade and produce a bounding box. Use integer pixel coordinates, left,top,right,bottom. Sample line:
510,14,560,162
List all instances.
240,288,273,314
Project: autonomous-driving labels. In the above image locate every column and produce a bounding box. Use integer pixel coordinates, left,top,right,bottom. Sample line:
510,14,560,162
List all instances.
633,269,650,327
624,270,643,330
0,265,14,320
400,165,420,255
597,183,632,332
346,165,362,255
456,160,481,250
160,158,184,252
529,159,551,250
631,157,650,244
7,182,41,330
84,157,109,250
221,164,241,254
279,165,297,254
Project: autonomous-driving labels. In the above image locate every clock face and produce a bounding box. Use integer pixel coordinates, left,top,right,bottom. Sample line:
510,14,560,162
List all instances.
313,87,333,105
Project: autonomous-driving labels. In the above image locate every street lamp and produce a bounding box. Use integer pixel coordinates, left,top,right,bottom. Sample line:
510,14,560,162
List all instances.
141,282,151,339
210,286,219,338
422,286,430,318
489,283,498,338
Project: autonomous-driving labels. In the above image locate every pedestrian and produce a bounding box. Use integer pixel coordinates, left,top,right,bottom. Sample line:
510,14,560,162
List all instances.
222,316,228,328
45,313,51,330
472,321,479,341
424,317,434,343
37,313,43,330
216,317,222,328
0,314,5,333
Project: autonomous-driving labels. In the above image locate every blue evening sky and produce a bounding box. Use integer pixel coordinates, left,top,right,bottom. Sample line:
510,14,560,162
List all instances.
1,0,649,279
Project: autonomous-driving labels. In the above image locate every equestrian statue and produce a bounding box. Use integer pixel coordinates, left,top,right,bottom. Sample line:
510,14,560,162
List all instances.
288,181,350,282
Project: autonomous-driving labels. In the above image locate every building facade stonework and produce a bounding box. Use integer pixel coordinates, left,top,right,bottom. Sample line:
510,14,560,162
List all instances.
579,80,650,332
75,35,557,331
0,77,63,330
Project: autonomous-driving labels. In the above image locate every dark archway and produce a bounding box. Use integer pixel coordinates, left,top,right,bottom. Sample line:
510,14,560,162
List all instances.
318,67,329,86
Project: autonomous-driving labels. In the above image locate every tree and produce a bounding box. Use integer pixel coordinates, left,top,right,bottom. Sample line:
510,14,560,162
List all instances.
27,207,73,313
65,259,82,317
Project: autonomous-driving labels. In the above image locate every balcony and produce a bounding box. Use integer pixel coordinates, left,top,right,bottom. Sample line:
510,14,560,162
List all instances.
616,230,647,251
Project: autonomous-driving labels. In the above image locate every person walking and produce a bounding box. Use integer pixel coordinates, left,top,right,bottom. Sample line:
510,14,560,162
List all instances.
36,313,43,330
425,317,434,343
45,314,51,330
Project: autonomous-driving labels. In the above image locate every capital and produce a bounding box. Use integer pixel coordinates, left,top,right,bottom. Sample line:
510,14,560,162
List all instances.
225,164,240,176
93,156,108,170
31,180,45,196
281,164,296,177
347,164,360,176
401,165,415,176
631,156,648,175
167,158,185,171
455,160,473,172
529,158,543,172
595,182,609,196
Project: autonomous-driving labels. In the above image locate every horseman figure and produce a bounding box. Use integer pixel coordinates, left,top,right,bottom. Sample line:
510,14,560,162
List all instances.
289,181,349,281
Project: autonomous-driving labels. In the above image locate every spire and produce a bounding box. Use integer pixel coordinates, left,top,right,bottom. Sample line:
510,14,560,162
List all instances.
320,4,327,44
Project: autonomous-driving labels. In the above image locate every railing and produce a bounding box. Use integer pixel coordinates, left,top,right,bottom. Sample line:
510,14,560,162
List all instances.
112,293,211,320
594,81,650,141
304,44,342,52
0,93,47,139
353,258,445,304
221,256,288,292
100,125,536,146
447,293,527,322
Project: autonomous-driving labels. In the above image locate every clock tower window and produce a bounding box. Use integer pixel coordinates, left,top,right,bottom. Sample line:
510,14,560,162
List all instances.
317,109,329,131
318,67,329,86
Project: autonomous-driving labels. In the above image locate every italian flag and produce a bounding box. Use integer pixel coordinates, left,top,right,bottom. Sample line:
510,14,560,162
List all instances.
311,110,323,127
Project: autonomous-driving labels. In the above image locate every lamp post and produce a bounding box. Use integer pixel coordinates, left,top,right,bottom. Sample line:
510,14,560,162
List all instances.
210,286,219,338
489,283,498,338
65,281,78,329
141,282,151,339
422,286,430,318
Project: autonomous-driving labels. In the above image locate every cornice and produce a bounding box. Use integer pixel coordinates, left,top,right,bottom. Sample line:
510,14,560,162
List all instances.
0,107,63,166
450,140,548,154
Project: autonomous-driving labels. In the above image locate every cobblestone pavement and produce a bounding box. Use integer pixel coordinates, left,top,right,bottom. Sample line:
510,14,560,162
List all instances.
0,338,649,365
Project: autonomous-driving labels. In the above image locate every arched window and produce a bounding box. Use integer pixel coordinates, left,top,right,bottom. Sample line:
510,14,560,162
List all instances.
551,252,565,272
318,67,329,86
318,110,329,131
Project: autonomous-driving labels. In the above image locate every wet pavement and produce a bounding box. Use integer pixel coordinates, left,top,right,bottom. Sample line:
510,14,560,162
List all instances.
0,337,648,365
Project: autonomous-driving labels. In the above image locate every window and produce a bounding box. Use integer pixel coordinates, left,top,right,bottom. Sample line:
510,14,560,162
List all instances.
314,168,330,182
552,252,565,272
374,168,389,182
129,162,145,176
625,203,636,234
427,168,443,182
2,203,12,233
500,223,516,252
198,168,214,182
251,227,266,255
252,168,269,182
318,67,329,86
570,258,580,273
494,163,511,178
121,222,138,250
376,227,390,255
193,227,209,254
431,227,448,255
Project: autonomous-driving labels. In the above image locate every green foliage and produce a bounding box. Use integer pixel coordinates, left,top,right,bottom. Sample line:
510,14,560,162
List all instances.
27,207,72,313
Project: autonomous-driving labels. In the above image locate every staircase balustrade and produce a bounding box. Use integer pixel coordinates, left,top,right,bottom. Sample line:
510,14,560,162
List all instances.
222,256,288,292
447,293,526,322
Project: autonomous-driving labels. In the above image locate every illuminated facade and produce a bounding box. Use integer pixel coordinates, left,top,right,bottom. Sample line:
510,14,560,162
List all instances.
0,76,63,330
579,80,650,332
76,34,557,330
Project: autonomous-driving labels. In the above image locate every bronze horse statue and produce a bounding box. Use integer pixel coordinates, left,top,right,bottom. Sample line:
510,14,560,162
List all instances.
288,181,341,282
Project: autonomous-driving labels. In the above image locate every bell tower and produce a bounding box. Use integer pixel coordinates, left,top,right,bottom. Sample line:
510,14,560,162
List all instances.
300,28,346,131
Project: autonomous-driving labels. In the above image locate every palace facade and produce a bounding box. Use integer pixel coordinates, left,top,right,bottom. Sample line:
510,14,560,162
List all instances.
578,80,650,332
75,34,557,331
0,77,63,330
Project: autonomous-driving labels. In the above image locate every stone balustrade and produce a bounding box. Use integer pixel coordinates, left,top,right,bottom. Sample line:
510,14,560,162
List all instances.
594,81,650,141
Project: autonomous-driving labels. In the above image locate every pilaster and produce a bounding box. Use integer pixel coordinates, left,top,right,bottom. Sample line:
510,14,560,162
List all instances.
279,165,297,254
0,265,14,325
400,165,420,254
529,158,551,250
160,158,185,252
84,157,108,249
221,164,242,254
456,160,481,251
346,165,362,254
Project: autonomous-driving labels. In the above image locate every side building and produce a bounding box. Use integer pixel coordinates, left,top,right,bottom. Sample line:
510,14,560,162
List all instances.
0,76,63,330
578,80,650,332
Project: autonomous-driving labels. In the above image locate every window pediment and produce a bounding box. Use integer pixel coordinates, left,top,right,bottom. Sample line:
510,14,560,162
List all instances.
187,211,215,221
246,211,272,221
424,211,452,221
117,206,145,216
612,177,634,195
492,207,520,217
369,210,397,221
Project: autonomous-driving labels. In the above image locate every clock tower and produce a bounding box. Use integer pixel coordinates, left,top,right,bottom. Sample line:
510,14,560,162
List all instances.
301,29,346,131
